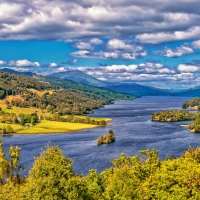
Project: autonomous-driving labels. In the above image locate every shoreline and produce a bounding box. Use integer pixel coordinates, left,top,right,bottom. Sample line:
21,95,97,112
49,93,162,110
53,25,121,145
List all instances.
0,121,113,135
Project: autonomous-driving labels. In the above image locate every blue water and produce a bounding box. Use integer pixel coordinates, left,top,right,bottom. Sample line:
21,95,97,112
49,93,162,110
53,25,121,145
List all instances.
1,96,200,175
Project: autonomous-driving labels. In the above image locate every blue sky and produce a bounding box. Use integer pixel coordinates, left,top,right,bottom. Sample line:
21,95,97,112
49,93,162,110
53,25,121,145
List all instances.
0,0,200,89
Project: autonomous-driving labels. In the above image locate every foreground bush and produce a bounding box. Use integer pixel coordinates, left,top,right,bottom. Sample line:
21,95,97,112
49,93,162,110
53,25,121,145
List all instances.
1,140,200,199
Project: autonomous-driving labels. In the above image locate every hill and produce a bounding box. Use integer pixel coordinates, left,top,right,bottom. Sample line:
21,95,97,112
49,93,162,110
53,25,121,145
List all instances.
0,68,133,101
107,83,171,96
0,71,133,115
0,68,172,96
49,69,112,87
0,71,130,134
173,86,200,97
48,69,171,96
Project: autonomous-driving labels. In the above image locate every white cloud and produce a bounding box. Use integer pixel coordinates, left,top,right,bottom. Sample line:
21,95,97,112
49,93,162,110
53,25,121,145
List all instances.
177,64,199,72
76,63,194,88
155,45,194,57
136,26,200,44
74,42,93,50
49,62,58,67
78,63,175,77
0,1,200,42
71,39,147,60
192,40,200,49
12,59,40,67
90,38,103,45
0,60,6,65
94,52,119,59
57,67,67,72
107,39,133,50
70,50,90,57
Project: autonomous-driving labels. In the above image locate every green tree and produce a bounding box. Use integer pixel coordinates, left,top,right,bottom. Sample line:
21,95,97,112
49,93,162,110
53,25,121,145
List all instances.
6,125,14,133
2,127,7,135
23,144,88,199
20,117,25,126
31,115,38,125
9,145,24,183
0,140,9,185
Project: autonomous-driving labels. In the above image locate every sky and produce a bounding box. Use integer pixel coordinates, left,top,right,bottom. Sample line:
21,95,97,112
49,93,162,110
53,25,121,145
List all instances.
0,1,200,89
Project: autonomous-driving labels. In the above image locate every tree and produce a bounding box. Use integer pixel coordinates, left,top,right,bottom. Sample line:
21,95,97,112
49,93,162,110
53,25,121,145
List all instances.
6,125,14,133
20,117,25,126
9,145,24,183
0,140,9,185
2,127,7,135
23,144,86,199
31,115,38,125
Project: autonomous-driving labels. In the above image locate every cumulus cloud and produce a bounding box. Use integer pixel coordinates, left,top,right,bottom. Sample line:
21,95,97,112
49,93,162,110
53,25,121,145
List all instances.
77,62,175,80
49,62,58,67
192,40,200,49
75,62,200,88
0,59,40,67
107,39,135,50
10,59,40,67
136,26,200,44
0,0,200,42
74,42,93,50
0,60,6,65
71,50,147,60
177,64,200,72
71,39,147,60
90,38,103,45
155,45,194,57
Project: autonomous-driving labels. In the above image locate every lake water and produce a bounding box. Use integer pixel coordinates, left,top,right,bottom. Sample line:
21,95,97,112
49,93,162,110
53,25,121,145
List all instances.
1,96,200,175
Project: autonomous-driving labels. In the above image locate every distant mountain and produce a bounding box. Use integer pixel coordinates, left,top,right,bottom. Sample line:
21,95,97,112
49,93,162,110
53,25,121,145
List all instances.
107,83,171,96
0,68,34,78
0,68,172,96
0,68,133,100
173,86,200,97
49,70,112,87
49,69,172,96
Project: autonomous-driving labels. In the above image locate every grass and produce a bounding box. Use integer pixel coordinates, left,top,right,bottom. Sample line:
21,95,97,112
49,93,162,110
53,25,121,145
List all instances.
2,106,45,115
0,123,23,133
62,115,112,122
17,120,98,134
0,94,112,134
27,89,53,96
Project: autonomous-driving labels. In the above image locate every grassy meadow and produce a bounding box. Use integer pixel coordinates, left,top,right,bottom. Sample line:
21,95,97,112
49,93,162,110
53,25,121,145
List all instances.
17,120,98,134
0,95,111,134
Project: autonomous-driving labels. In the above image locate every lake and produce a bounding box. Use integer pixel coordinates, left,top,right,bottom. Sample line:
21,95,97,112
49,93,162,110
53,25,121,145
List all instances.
1,96,200,175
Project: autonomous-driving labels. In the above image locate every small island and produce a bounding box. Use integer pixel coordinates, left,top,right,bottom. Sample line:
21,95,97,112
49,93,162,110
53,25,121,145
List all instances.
182,98,200,110
151,97,200,133
151,110,196,122
97,130,115,145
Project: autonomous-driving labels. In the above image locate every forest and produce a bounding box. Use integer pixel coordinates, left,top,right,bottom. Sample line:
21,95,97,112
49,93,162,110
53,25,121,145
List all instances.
0,71,133,116
1,140,200,199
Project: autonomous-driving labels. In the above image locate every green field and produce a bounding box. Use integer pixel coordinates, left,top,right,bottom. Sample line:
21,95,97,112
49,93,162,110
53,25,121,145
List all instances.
17,120,98,134
0,96,111,134
2,106,44,115
0,123,23,132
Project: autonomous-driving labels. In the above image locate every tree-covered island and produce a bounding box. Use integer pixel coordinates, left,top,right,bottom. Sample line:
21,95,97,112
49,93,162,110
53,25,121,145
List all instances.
97,129,115,145
182,98,200,110
152,97,200,133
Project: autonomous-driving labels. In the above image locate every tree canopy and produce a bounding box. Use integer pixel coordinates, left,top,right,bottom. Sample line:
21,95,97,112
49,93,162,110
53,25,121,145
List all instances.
1,140,200,199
